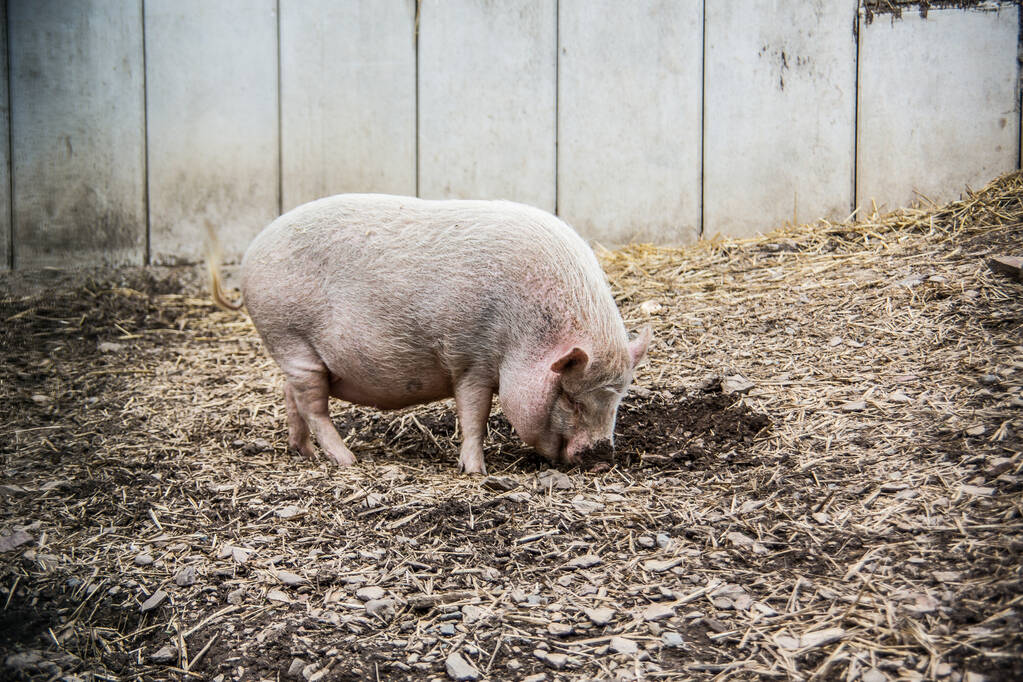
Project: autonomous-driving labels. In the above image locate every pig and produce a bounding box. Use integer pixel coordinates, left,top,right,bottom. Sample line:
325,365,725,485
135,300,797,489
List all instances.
209,194,650,475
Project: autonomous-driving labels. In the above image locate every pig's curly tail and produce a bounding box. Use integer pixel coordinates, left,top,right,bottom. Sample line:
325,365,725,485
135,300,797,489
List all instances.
206,220,244,312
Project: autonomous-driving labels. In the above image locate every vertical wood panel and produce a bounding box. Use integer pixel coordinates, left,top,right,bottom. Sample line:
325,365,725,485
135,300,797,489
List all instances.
419,0,556,211
9,0,145,268
704,0,857,239
280,0,416,211
558,0,701,245
0,1,9,270
146,0,278,265
857,5,1020,214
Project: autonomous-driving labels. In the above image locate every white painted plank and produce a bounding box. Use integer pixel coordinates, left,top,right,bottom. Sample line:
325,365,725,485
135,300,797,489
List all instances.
0,1,9,270
280,0,416,211
418,0,556,211
557,1,701,245
146,0,278,265
9,0,146,269
704,0,858,239
857,5,1020,214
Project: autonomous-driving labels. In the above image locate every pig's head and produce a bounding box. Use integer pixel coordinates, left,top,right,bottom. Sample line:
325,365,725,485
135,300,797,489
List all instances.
500,327,651,467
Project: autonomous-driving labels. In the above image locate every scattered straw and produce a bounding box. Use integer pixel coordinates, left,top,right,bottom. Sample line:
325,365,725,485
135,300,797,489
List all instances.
1,172,1020,680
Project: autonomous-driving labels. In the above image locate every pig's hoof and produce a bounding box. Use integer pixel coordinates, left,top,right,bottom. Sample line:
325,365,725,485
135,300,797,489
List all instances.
326,448,357,467
289,441,316,460
458,459,487,476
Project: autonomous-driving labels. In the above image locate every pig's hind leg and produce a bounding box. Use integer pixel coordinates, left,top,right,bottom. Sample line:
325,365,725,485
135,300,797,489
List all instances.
284,370,356,467
454,379,493,475
284,383,315,459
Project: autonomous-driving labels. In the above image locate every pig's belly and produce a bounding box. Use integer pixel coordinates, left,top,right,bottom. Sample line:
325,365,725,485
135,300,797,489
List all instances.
323,356,454,410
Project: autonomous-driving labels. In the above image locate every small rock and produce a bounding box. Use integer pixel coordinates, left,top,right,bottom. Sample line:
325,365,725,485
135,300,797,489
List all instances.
571,498,605,514
540,651,568,669
584,607,615,625
227,588,245,605
522,674,546,682
889,391,912,403
861,669,886,682
727,531,768,554
277,571,305,586
242,438,272,454
366,598,395,620
445,652,478,680
565,554,601,570
461,604,491,625
97,341,124,353
548,622,573,636
140,589,168,613
134,553,154,566
231,547,251,564
985,457,1013,476
978,374,1001,386
276,505,302,519
0,530,33,552
661,632,684,648
174,565,196,587
965,425,986,437
841,400,867,412
438,623,456,636
286,658,306,679
610,636,638,655
150,645,178,665
267,589,291,603
356,586,386,602
960,484,995,497
721,374,754,395
482,476,517,492
364,493,385,508
642,603,675,622
506,658,522,671
538,470,574,491
897,274,925,287
799,627,845,649
636,535,655,549
30,393,51,405
643,557,684,572
640,300,662,315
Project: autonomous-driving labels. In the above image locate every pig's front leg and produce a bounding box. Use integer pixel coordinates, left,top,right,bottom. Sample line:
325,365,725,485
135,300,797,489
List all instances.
454,379,493,475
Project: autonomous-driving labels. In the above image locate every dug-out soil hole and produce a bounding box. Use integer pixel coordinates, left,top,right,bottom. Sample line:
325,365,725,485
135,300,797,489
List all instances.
334,383,771,472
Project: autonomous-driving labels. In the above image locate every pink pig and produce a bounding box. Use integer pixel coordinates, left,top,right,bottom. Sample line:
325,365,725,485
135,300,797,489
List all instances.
210,195,650,475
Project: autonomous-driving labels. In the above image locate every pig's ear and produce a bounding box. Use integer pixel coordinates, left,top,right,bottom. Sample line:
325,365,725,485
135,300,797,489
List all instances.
551,347,589,374
628,326,652,369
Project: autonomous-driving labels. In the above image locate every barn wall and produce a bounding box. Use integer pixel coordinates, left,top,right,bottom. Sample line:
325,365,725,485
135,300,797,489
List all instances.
1,1,1020,269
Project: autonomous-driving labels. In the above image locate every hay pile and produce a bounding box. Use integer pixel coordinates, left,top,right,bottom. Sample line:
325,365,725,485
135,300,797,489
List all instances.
1,172,1021,681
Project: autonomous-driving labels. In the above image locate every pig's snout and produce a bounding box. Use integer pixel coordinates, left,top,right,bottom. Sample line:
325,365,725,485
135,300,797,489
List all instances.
570,438,614,465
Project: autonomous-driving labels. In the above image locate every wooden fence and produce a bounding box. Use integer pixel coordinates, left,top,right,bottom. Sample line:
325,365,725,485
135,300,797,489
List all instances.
1,0,1019,269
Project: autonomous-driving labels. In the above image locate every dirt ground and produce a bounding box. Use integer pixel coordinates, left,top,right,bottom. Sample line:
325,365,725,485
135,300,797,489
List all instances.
1,173,1021,681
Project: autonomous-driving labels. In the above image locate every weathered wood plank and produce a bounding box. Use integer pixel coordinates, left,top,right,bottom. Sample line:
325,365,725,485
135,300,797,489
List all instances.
9,0,146,268
146,0,278,265
280,0,416,211
557,0,702,245
0,1,9,270
857,5,1020,214
704,0,857,239
418,0,556,211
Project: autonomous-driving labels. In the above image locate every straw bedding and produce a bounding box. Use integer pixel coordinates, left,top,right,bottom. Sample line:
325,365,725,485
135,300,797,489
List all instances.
1,172,1021,681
